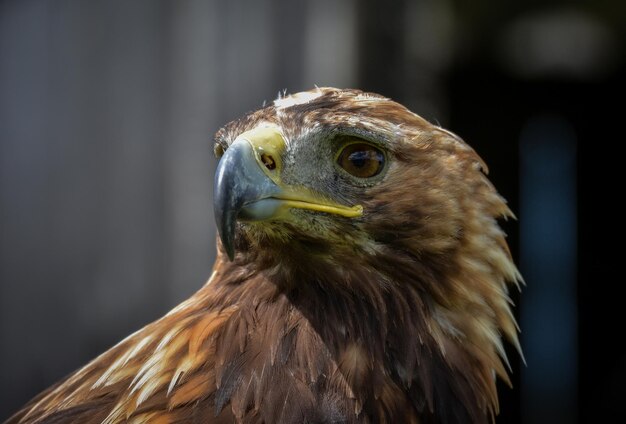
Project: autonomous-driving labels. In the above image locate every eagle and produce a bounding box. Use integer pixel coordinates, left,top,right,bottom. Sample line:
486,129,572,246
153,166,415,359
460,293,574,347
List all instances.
5,87,522,424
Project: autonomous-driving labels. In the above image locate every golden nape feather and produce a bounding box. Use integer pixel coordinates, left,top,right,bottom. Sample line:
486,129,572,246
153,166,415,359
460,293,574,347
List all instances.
6,87,522,424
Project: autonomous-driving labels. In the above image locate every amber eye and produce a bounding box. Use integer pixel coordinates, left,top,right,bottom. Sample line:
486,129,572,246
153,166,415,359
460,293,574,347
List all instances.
337,143,385,178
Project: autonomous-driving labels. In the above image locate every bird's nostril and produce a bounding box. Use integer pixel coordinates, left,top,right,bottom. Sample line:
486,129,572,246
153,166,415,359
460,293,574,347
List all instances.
261,153,276,170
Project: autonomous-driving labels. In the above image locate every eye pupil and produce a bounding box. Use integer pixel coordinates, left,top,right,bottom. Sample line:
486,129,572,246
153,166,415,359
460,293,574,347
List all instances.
337,142,385,178
348,151,369,168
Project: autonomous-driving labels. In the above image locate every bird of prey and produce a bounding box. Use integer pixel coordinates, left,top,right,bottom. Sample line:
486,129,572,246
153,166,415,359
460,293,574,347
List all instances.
6,87,522,424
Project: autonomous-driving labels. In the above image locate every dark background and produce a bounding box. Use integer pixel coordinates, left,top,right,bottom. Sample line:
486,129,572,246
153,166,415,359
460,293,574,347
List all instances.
1,1,624,423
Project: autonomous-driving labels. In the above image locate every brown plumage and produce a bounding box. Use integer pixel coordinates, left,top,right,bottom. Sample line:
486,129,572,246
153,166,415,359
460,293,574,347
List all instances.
5,87,522,424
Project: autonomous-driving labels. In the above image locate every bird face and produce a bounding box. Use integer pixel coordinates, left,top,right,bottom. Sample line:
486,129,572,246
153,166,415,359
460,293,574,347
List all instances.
214,88,484,268
213,91,418,262
214,123,369,260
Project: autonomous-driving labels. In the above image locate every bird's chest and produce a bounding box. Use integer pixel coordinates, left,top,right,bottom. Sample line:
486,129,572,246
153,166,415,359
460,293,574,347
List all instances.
211,304,420,423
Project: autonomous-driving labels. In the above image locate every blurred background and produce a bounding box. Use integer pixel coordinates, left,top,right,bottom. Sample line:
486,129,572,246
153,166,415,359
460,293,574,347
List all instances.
1,1,624,422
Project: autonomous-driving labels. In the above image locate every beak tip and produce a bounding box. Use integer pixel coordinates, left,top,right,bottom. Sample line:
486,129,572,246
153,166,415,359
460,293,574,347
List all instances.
225,243,235,261
216,214,236,262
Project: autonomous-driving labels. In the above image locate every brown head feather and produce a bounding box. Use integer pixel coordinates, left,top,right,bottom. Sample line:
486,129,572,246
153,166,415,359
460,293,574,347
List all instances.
5,87,521,424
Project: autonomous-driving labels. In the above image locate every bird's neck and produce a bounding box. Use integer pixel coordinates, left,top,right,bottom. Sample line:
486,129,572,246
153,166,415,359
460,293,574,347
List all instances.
206,249,503,422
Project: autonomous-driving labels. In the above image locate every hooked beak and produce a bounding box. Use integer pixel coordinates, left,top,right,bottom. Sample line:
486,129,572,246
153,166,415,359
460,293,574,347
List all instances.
213,124,362,260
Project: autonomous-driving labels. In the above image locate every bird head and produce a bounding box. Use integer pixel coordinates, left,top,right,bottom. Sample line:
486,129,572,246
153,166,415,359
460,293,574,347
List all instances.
213,88,518,293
